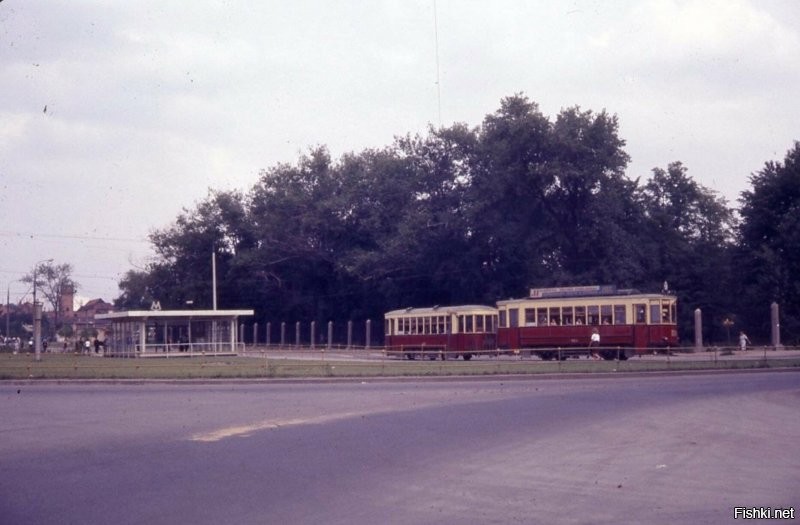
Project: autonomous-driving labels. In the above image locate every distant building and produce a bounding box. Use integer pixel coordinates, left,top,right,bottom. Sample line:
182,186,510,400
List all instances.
59,286,75,321
74,298,115,339
3,295,115,340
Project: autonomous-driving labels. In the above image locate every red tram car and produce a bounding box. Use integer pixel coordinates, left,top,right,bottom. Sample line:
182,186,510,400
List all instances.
384,305,498,360
496,285,678,359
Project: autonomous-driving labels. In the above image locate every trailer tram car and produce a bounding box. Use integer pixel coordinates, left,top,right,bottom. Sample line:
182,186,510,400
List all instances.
384,305,498,360
496,285,678,360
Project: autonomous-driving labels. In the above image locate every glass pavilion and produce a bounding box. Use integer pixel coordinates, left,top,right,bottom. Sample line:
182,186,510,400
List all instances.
95,309,254,357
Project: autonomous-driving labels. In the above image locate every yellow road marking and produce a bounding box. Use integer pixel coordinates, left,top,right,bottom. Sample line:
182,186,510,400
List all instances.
189,411,368,442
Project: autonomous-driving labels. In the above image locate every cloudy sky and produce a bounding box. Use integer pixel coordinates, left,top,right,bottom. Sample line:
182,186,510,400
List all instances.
1,0,798,306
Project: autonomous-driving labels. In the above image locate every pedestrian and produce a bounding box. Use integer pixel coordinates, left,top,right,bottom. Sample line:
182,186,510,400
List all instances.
589,329,601,359
84,339,91,355
739,331,751,352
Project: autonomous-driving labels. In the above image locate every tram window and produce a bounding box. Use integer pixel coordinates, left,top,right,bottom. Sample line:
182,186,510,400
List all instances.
499,310,507,328
385,319,391,336
439,316,446,334
537,308,548,325
424,317,431,334
445,316,451,334
466,315,474,333
588,306,600,325
601,305,612,325
635,304,646,324
525,308,536,326
458,316,465,333
650,304,661,325
488,315,497,332
671,303,677,324
614,305,626,325
549,307,561,325
476,315,484,332
575,306,586,325
509,309,519,328
562,307,574,325
661,302,670,323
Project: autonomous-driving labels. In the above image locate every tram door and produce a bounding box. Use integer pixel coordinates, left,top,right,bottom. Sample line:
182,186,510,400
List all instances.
634,325,648,350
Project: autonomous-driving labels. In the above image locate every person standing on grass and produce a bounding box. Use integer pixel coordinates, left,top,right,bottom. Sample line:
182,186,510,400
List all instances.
739,331,751,352
589,329,601,359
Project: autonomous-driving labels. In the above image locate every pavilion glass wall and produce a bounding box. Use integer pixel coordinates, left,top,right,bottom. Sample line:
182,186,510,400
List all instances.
106,318,236,357
105,319,141,358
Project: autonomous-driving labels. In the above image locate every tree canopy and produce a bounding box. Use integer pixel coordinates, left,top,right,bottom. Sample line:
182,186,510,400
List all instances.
22,261,78,333
736,142,800,342
116,94,797,345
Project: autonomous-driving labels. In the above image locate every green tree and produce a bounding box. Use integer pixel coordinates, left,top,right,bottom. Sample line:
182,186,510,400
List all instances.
541,106,637,284
467,94,554,297
737,142,800,343
467,96,638,296
142,189,254,309
21,261,78,334
640,162,736,342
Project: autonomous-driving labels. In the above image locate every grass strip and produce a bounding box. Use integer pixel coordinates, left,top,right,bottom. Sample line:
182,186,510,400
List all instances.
1,353,799,380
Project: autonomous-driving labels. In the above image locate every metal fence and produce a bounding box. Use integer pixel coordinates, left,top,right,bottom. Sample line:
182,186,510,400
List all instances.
241,344,800,365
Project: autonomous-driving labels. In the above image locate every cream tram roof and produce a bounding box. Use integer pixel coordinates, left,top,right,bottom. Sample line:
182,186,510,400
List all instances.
385,305,497,318
498,285,673,306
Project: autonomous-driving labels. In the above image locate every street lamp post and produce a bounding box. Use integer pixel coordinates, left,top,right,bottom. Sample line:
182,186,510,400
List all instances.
723,318,734,349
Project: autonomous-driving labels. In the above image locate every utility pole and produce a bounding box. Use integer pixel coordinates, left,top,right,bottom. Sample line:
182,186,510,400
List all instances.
32,258,53,361
5,284,9,339
34,302,43,362
212,251,218,310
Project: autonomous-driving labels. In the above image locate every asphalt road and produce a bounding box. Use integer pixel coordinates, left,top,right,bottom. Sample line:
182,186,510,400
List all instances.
1,372,798,524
